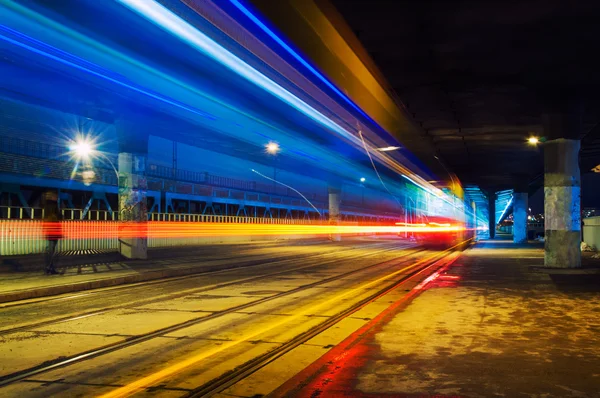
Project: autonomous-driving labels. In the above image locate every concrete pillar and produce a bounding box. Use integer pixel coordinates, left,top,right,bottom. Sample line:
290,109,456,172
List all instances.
471,200,477,241
488,191,496,239
116,117,149,259
328,186,341,242
544,133,581,268
513,192,528,243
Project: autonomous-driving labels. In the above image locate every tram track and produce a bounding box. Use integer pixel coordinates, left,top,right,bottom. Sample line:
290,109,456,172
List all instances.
0,242,409,334
185,248,461,398
0,240,399,310
0,245,426,387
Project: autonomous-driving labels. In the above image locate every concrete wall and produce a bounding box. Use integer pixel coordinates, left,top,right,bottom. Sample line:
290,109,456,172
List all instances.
583,216,600,250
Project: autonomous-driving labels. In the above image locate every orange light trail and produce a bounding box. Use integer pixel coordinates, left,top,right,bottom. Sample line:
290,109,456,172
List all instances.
0,221,468,240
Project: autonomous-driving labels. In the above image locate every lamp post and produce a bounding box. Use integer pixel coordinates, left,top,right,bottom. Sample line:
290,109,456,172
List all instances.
265,141,280,194
360,177,366,205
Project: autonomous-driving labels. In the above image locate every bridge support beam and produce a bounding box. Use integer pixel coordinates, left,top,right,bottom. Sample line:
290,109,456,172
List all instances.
116,117,149,260
513,180,529,244
328,185,341,242
543,112,581,268
488,191,496,239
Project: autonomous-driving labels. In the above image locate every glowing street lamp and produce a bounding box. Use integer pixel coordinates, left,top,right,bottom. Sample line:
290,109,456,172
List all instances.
265,141,280,192
265,141,280,155
69,137,96,161
67,135,118,182
527,136,540,145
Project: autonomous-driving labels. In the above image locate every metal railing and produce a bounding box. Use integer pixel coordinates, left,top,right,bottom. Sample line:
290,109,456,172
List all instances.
148,212,323,224
0,220,119,255
0,207,118,221
0,212,392,255
0,135,401,213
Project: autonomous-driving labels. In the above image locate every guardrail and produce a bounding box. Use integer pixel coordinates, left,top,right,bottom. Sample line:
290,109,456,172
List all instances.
148,213,323,224
0,216,380,256
0,206,118,221
0,220,119,255
1,206,396,223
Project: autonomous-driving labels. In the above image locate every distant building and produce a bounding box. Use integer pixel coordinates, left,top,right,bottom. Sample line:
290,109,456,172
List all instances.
583,208,598,218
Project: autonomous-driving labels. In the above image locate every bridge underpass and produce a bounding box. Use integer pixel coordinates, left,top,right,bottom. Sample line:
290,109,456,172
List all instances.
0,1,599,397
0,0,434,259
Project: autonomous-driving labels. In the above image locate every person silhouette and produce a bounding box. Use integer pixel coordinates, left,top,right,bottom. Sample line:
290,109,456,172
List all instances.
42,191,62,275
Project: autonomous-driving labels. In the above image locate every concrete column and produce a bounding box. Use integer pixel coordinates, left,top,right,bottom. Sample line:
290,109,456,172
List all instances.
328,186,341,242
471,200,477,241
488,191,496,239
116,117,149,259
544,137,581,268
513,192,528,243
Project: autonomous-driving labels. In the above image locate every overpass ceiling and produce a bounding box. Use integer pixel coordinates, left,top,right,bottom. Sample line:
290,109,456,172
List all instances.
329,0,600,191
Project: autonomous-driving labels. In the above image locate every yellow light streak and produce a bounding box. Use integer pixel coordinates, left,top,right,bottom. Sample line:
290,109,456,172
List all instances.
98,240,468,398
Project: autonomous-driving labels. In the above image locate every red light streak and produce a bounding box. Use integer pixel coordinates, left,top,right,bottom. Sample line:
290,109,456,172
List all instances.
414,271,442,290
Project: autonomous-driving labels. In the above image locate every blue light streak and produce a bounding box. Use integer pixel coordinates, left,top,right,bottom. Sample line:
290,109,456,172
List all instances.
228,0,373,123
118,0,356,143
3,0,465,220
117,0,451,205
0,24,217,121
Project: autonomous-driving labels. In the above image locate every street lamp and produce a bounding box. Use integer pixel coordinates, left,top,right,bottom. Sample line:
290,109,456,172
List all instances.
527,136,540,145
68,135,119,182
265,141,280,193
359,177,366,205
69,139,94,160
265,141,280,155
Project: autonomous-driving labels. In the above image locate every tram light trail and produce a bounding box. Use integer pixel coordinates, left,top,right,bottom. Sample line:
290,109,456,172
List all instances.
1,221,468,241
115,0,456,207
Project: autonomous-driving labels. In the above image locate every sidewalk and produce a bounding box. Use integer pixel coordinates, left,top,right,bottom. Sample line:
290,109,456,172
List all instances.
0,240,335,304
272,238,600,397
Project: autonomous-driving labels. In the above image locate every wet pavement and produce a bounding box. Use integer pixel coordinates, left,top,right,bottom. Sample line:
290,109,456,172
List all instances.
273,238,600,398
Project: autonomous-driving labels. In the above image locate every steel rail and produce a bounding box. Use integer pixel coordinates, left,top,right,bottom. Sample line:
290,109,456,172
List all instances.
0,240,397,309
0,246,425,387
0,243,406,335
186,249,460,397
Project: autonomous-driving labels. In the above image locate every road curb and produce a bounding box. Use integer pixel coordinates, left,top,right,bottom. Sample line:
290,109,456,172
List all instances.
0,260,273,304
0,252,123,272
